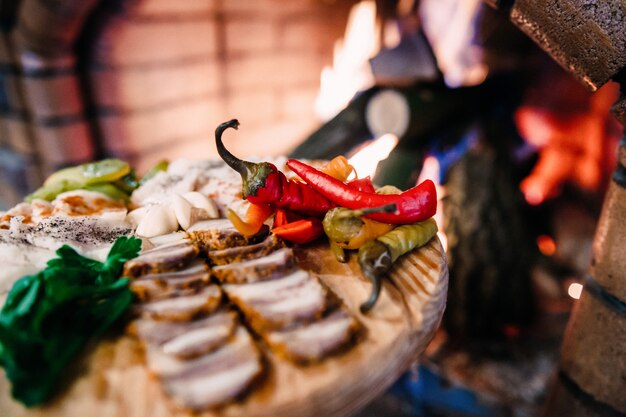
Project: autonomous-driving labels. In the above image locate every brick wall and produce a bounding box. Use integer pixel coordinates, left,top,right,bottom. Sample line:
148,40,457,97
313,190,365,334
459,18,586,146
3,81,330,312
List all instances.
0,0,358,206
88,0,358,172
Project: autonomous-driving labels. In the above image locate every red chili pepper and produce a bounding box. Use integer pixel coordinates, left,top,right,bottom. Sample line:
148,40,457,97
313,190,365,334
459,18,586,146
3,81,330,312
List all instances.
273,209,302,228
347,176,376,193
227,202,273,236
287,159,437,225
274,209,289,228
216,120,334,216
272,218,324,244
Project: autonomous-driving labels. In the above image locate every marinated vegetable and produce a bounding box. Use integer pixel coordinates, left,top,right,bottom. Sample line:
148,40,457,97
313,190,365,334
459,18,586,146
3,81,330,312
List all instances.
272,218,324,244
215,119,334,216
358,218,438,313
27,159,133,203
286,159,437,224
323,204,396,261
227,203,274,237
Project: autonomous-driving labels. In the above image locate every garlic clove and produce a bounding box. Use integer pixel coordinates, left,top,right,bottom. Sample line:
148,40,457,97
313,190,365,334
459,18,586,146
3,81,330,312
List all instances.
126,206,150,226
182,192,219,219
136,205,179,238
172,193,193,230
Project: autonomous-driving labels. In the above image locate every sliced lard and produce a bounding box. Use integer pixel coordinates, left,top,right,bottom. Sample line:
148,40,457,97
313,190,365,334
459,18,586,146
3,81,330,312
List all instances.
267,309,356,362
138,285,222,321
147,326,263,410
212,248,294,284
135,311,237,358
224,269,326,330
124,241,198,277
208,234,283,266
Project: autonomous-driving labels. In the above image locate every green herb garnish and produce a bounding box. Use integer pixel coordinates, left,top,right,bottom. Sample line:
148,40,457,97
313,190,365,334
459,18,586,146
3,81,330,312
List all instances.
0,236,142,406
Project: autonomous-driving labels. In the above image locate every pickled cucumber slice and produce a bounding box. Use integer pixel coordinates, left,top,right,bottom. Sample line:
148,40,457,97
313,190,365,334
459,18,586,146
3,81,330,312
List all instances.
25,180,80,202
43,159,130,187
83,159,130,184
83,183,130,202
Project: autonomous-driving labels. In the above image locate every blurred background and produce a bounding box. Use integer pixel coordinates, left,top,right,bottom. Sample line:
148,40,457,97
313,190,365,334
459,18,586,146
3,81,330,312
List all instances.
0,0,623,416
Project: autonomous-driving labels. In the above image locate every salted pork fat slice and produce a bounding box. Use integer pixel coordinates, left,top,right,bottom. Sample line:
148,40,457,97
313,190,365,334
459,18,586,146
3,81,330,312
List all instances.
187,219,267,250
137,285,222,321
224,269,326,331
133,311,237,359
130,260,209,301
147,326,263,410
211,247,295,284
267,309,357,363
208,234,283,266
123,240,199,277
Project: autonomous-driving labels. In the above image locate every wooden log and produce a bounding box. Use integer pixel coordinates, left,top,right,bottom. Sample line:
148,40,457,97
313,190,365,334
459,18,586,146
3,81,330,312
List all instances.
290,84,482,160
0,238,448,417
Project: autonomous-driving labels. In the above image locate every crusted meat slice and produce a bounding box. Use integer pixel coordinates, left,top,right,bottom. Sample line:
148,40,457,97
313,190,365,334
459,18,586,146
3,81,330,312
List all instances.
223,269,326,331
130,260,209,301
212,248,295,284
187,219,267,251
208,234,283,266
137,285,222,321
123,241,199,277
133,311,238,359
266,309,357,363
147,326,263,410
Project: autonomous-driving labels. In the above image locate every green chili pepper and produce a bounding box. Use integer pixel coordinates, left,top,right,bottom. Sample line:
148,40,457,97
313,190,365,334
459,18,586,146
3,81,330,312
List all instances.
357,218,438,313
323,204,396,249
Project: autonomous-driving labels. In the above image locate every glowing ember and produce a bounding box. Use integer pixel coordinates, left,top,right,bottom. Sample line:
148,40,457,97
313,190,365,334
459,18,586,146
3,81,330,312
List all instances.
515,82,621,205
537,235,556,256
567,282,583,300
315,1,378,121
348,134,398,179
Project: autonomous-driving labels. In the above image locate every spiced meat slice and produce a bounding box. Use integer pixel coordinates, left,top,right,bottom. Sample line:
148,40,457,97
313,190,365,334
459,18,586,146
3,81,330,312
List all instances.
130,260,209,301
147,326,263,410
266,308,358,363
211,247,295,284
123,240,199,277
132,310,238,359
137,285,222,321
208,234,284,266
187,219,267,251
223,269,327,332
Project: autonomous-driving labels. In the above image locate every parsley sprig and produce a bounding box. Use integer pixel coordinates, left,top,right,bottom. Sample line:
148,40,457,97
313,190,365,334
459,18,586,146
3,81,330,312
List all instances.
0,236,141,406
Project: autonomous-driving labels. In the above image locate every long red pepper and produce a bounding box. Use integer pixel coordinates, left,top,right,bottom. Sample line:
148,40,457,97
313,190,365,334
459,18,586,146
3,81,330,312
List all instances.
272,218,324,244
287,159,437,224
215,120,334,216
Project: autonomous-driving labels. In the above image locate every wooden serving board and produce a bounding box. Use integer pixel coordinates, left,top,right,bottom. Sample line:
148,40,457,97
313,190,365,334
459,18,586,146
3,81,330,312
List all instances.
0,237,448,417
